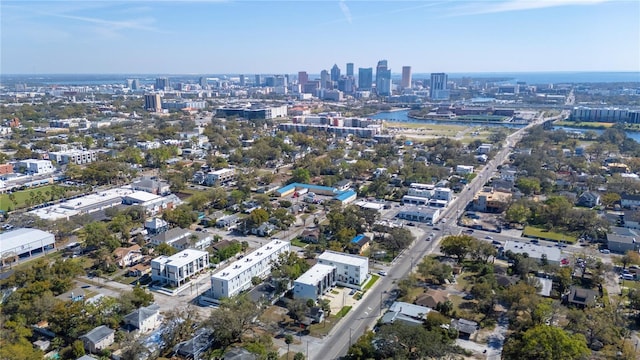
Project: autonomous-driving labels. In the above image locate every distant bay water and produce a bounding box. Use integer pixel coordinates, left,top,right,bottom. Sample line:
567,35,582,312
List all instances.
372,110,640,143
1,71,639,86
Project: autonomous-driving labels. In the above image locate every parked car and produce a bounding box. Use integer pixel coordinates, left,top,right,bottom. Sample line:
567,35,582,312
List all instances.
378,271,388,276
485,236,493,240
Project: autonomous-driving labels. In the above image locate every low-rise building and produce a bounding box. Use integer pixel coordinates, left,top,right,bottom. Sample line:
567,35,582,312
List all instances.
15,159,55,175
123,304,161,333
0,228,55,266
293,263,336,301
48,149,97,165
381,301,433,327
132,177,171,195
577,191,600,208
150,227,192,247
473,188,512,213
455,165,474,175
112,244,143,268
193,168,236,186
209,239,290,300
621,193,640,209
501,241,562,265
80,325,115,354
317,250,368,289
396,206,441,225
607,227,639,253
151,249,210,288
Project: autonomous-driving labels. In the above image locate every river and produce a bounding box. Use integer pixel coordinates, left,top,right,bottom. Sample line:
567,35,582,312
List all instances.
372,110,640,142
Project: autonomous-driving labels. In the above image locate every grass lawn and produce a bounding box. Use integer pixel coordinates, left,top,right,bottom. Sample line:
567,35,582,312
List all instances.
522,226,577,243
335,306,352,318
307,314,342,337
0,185,58,211
399,286,425,303
290,238,307,248
554,121,615,129
362,274,379,291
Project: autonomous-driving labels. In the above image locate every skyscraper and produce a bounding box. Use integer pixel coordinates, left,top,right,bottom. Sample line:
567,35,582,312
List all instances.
155,77,170,91
376,60,392,96
346,63,354,77
330,64,341,82
255,75,262,86
298,71,309,87
131,79,140,90
199,77,208,89
144,94,162,112
320,70,331,89
358,68,373,90
239,75,245,86
430,73,449,100
401,66,412,89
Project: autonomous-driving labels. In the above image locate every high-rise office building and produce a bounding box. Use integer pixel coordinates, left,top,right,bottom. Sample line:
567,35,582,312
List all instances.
376,60,392,96
320,70,331,89
199,77,208,88
330,64,341,82
430,73,449,100
155,77,170,91
401,66,412,89
358,68,373,90
274,75,287,87
255,75,262,86
144,94,162,112
346,63,354,77
298,71,309,87
239,75,245,86
131,79,140,90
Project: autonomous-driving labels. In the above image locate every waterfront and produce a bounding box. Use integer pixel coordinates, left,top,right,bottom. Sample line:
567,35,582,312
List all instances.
373,110,640,142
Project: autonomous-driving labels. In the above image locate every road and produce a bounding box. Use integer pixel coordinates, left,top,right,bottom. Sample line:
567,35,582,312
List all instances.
314,116,548,359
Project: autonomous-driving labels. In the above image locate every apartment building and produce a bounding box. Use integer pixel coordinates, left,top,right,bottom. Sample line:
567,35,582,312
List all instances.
317,250,368,289
209,239,290,299
151,249,210,288
48,149,97,165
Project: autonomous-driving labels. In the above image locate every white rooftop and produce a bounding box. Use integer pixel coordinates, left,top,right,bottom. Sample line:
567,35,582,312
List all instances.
153,249,208,268
124,191,161,203
318,250,368,268
211,168,234,175
502,241,562,263
295,263,335,285
1,228,55,257
211,239,290,281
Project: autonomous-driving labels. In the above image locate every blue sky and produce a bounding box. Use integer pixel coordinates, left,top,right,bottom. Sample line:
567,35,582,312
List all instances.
1,0,639,74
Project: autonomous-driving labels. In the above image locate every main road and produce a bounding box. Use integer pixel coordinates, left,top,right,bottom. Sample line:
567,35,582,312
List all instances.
314,115,548,360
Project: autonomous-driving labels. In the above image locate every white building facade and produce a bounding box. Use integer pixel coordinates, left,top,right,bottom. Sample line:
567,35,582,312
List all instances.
16,159,55,175
293,263,336,301
317,251,368,289
151,249,210,288
210,239,290,299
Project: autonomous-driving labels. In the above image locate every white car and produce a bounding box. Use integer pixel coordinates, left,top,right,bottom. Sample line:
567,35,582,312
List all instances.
378,271,388,277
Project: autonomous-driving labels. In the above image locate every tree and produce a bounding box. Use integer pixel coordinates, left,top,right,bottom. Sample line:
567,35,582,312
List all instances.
161,307,199,354
600,192,621,208
284,334,294,359
503,324,589,360
248,208,269,227
80,221,119,251
382,228,415,257
293,352,305,360
270,252,311,292
470,239,498,264
162,204,197,228
374,322,457,359
207,294,261,347
505,202,532,225
417,256,453,284
71,340,86,358
155,242,178,256
439,235,475,263
516,177,541,196
290,168,311,184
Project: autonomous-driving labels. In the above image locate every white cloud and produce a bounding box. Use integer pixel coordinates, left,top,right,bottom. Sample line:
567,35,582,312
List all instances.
451,0,612,16
339,0,352,24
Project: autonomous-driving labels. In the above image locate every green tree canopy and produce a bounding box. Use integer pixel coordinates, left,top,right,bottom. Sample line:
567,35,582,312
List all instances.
503,324,589,360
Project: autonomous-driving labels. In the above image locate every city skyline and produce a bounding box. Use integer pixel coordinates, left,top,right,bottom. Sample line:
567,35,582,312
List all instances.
1,0,639,74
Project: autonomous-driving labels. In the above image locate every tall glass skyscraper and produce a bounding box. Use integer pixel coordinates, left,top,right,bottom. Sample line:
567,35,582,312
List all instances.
358,68,373,90
375,60,392,96
346,63,354,77
430,73,449,100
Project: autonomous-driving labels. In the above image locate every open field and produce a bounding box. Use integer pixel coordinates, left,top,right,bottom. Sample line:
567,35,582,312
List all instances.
522,226,577,243
0,185,57,211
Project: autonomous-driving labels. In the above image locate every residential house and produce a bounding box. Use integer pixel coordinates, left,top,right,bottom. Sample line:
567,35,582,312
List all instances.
175,329,213,359
607,227,639,253
123,304,161,333
577,191,600,208
216,214,241,229
128,263,151,277
451,319,479,339
414,289,449,308
172,232,213,251
112,244,143,268
565,286,598,308
145,217,169,235
622,210,640,230
150,227,191,247
80,325,115,353
621,193,640,209
301,229,320,243
251,222,277,237
381,301,433,327
348,234,370,255
223,348,258,360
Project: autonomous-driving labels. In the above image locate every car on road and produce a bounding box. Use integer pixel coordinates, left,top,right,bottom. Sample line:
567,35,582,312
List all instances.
485,236,493,240
378,271,388,276
406,222,415,226
600,249,610,254
465,229,474,233
492,240,502,246
530,239,539,244
432,227,440,231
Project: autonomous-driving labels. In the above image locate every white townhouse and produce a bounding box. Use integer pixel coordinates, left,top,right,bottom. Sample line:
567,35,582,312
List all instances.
293,263,336,301
317,250,369,289
151,249,210,288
